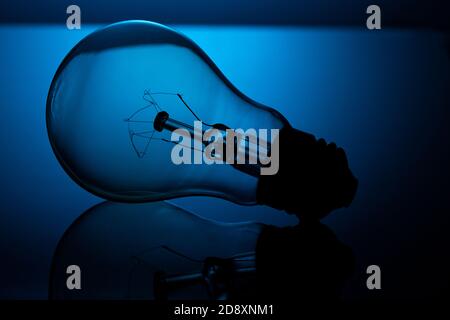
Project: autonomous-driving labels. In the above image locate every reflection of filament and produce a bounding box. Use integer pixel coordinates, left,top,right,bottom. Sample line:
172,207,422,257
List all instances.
128,245,256,299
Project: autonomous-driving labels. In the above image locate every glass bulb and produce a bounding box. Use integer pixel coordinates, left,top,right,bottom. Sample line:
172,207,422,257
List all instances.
47,20,357,218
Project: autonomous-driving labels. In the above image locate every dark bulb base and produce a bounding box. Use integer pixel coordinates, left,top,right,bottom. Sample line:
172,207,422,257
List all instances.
256,126,358,220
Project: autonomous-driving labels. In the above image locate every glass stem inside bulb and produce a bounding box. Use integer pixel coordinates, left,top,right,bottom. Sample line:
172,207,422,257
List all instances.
154,111,266,177
154,253,256,299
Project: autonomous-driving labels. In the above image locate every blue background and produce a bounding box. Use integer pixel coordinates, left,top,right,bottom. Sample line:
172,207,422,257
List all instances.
1,1,448,29
0,3,449,300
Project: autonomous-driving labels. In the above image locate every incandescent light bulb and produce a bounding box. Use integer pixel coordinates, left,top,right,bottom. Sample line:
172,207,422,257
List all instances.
47,20,358,219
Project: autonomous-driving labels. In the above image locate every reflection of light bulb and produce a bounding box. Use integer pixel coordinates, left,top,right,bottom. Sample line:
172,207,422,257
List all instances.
50,201,354,300
49,201,263,299
47,20,357,218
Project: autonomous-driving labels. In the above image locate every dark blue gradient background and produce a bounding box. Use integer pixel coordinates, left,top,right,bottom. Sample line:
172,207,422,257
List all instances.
0,22,449,300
